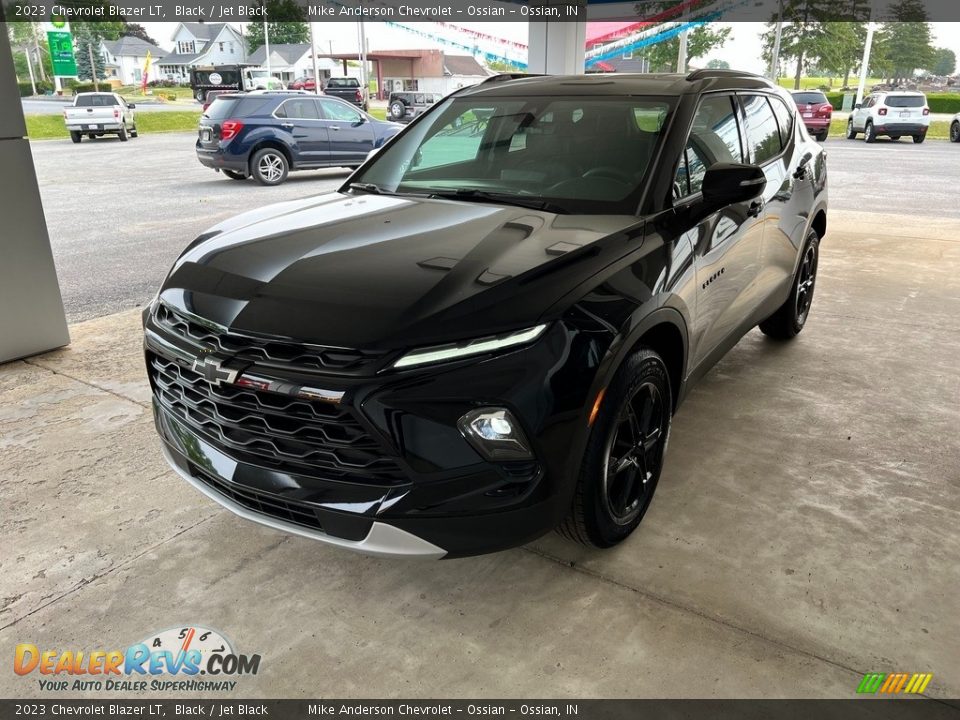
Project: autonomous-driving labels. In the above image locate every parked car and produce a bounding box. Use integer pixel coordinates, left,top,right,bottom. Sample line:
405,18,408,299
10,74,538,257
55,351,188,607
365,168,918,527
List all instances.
322,77,367,111
148,71,827,557
64,92,137,143
288,76,318,92
951,112,960,143
790,90,832,141
387,91,443,123
195,92,401,185
847,91,930,143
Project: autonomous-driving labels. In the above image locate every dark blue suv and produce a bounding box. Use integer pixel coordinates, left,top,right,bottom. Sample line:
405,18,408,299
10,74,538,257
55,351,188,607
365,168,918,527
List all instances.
196,91,402,186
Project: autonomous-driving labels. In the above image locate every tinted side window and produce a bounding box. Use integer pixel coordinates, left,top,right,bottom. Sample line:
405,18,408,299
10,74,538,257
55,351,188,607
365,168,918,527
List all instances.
319,98,362,122
280,98,319,120
677,95,742,198
741,95,781,165
769,96,794,149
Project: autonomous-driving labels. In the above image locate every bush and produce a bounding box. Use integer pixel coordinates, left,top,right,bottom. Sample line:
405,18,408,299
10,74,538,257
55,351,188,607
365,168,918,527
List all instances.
17,80,54,96
927,93,960,114
70,83,107,93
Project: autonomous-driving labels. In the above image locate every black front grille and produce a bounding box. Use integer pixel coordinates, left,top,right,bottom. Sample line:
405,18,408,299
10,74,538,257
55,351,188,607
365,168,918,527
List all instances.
149,352,407,485
154,303,386,375
191,465,326,532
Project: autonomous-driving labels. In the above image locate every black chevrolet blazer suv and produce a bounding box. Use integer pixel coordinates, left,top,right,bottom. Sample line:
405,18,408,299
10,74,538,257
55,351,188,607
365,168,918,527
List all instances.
144,71,828,558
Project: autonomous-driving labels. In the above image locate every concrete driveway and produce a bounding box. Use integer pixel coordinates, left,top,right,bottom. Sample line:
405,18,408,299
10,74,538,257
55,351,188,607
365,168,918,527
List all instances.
2,207,958,698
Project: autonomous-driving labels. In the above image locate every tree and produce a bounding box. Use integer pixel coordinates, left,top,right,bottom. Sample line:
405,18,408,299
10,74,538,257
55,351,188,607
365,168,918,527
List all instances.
875,21,934,84
122,23,160,47
642,24,732,73
72,21,123,86
244,0,309,53
761,0,837,89
931,48,956,76
811,22,867,88
706,59,730,70
486,59,523,73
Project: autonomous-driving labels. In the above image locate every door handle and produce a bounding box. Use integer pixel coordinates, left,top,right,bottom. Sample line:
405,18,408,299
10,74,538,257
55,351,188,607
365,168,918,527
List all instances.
747,200,764,218
793,152,814,180
280,122,294,130
329,125,340,131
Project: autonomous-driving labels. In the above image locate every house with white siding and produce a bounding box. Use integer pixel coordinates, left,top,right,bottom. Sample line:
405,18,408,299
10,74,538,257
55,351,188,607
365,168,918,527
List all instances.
100,36,167,86
156,23,247,83
247,44,338,85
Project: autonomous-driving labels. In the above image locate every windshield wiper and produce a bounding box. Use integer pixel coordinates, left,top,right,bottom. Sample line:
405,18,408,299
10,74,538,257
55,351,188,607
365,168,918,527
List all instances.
348,182,393,195
428,189,569,215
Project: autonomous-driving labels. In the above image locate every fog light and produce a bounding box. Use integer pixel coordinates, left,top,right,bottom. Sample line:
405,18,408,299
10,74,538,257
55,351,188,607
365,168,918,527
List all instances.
458,408,533,462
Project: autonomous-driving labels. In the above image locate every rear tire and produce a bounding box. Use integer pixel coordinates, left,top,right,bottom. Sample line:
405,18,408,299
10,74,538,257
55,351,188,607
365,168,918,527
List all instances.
817,131,828,142
913,133,926,144
951,122,960,143
250,147,289,186
223,170,247,181
70,131,81,144
864,121,876,143
759,229,820,340
557,349,671,549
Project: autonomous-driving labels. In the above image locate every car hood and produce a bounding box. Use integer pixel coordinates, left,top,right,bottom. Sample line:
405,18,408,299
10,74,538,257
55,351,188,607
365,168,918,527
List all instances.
159,192,643,350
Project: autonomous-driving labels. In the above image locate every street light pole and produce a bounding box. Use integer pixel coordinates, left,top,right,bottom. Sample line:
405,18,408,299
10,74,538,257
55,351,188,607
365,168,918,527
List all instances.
769,0,784,80
264,20,272,83
855,22,876,106
309,22,320,94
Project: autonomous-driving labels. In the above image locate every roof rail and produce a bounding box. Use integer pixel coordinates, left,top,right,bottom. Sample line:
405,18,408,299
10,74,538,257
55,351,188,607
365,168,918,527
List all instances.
686,69,766,81
481,73,546,84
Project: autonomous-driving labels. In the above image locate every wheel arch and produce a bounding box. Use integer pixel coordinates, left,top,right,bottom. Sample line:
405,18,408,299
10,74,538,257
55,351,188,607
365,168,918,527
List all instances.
811,207,827,241
248,139,293,171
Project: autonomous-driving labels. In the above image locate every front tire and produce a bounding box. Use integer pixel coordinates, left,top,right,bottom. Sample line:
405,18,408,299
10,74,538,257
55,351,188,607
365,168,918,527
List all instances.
759,229,820,340
913,133,926,144
558,349,671,549
118,124,128,142
951,122,960,143
250,147,289,186
846,119,857,139
130,124,138,138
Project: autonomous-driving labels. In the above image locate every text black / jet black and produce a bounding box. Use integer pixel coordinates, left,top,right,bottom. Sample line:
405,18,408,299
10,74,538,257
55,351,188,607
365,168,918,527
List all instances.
145,71,828,558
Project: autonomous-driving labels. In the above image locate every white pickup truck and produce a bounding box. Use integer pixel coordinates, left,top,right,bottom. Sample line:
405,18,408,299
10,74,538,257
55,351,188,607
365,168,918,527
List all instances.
63,92,138,143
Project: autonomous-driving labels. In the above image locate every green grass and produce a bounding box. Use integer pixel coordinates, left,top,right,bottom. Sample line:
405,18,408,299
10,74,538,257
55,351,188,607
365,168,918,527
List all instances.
368,107,386,121
116,85,195,100
27,110,202,140
828,117,951,139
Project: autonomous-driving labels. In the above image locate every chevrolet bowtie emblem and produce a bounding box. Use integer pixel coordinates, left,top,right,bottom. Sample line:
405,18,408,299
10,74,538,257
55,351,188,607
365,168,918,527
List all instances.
192,354,239,387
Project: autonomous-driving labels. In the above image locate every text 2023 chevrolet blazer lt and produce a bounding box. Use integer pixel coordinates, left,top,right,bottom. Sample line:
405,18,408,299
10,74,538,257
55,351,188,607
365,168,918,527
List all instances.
145,71,827,558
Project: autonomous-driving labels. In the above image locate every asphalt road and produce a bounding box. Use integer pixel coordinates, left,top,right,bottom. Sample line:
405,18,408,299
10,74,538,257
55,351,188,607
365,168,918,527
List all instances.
22,97,199,114
30,132,349,322
29,132,960,323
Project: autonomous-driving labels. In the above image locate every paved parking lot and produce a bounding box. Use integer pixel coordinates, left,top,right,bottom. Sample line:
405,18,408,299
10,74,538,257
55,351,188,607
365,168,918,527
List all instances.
3,131,959,699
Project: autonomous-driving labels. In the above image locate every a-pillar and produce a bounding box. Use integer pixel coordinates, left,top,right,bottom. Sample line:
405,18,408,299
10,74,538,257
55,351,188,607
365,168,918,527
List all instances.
0,17,70,362
527,21,586,75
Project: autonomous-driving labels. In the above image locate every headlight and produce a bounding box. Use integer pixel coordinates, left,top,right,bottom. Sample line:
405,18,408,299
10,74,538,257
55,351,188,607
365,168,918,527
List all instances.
392,324,548,369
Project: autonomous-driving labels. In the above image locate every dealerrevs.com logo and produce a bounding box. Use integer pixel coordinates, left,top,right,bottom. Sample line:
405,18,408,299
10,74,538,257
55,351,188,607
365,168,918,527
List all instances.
14,625,261,693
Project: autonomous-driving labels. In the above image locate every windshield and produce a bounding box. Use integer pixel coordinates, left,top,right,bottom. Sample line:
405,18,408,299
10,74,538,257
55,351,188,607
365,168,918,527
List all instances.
249,70,270,78
351,94,672,214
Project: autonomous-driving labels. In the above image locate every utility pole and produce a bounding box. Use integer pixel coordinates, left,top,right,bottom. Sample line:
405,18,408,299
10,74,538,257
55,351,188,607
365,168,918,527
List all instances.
769,0,784,81
87,42,99,91
676,28,688,73
309,22,320,94
855,22,876,106
25,42,38,95
31,23,47,81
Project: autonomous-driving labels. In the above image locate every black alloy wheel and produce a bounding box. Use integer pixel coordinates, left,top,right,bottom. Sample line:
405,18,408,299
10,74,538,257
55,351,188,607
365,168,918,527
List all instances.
559,349,671,548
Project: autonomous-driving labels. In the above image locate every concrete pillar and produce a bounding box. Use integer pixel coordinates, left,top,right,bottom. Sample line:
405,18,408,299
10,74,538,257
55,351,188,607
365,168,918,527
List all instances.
0,21,70,363
527,22,586,75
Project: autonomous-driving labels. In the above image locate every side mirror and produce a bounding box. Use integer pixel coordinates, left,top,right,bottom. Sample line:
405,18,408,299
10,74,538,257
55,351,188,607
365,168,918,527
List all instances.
128,103,136,109
701,163,766,211
854,103,862,109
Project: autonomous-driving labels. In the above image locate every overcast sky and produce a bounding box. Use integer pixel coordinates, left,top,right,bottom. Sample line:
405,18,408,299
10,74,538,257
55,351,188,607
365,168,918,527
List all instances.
140,21,960,76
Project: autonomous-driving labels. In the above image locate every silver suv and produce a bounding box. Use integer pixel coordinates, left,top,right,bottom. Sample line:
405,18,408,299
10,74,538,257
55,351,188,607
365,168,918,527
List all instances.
847,91,930,144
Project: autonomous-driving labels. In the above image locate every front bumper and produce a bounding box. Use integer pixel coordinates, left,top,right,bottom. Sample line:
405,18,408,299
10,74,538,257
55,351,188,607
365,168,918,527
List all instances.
144,308,601,557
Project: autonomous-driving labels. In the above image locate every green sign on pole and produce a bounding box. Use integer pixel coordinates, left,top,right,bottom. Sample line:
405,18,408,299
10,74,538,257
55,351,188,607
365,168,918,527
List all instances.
47,31,78,77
